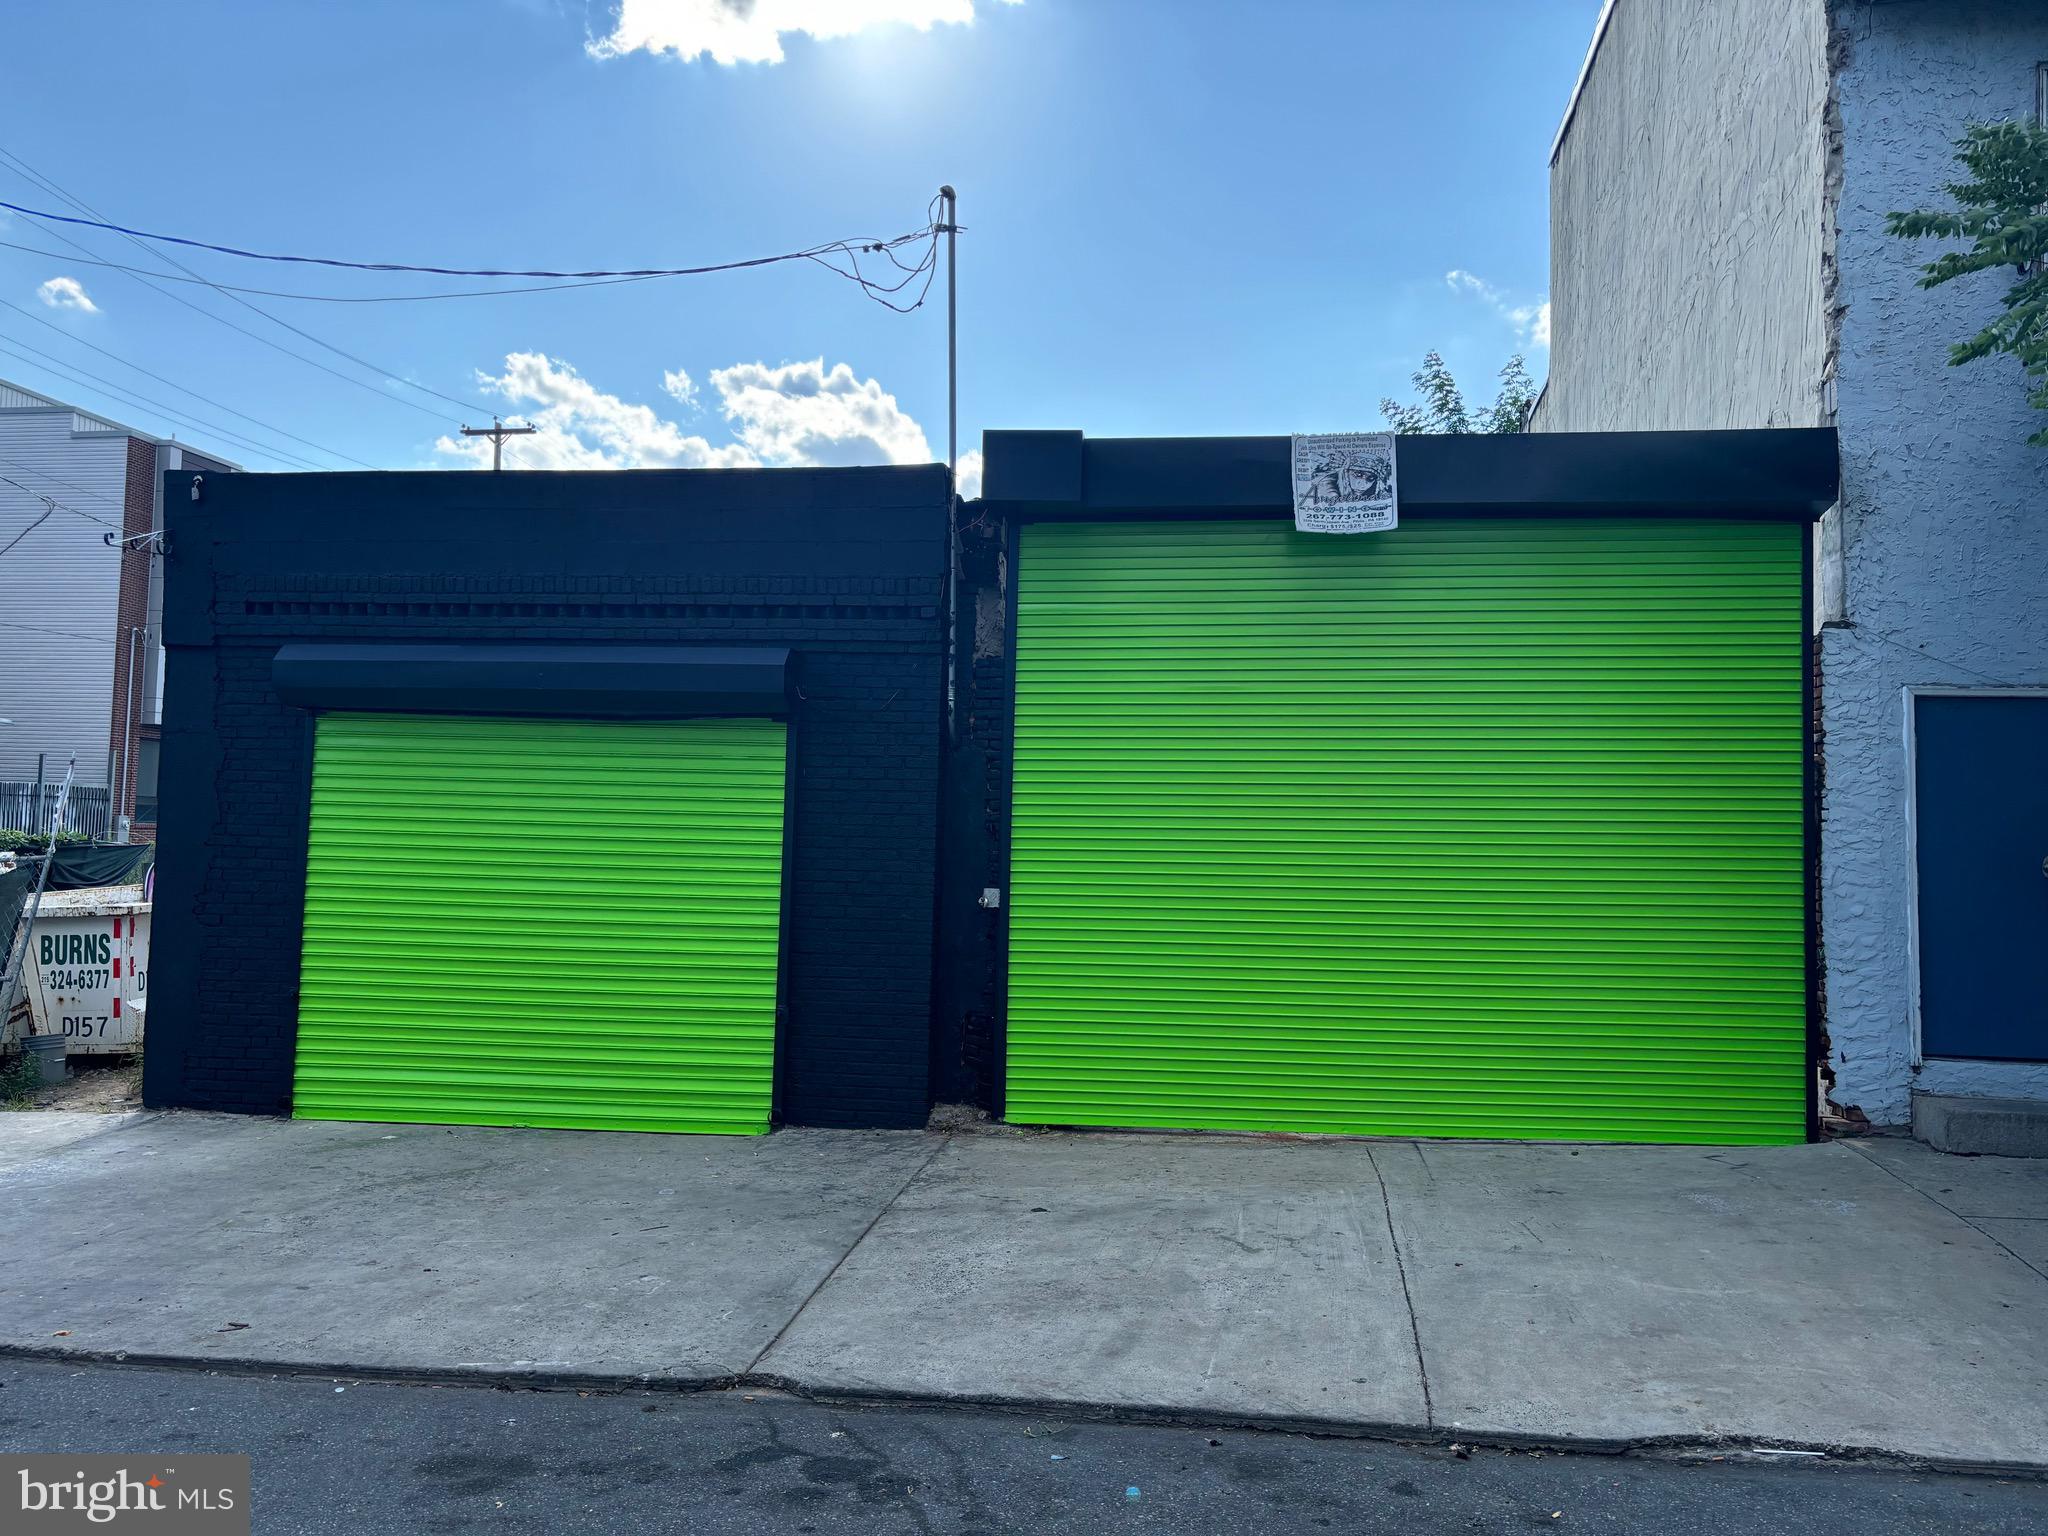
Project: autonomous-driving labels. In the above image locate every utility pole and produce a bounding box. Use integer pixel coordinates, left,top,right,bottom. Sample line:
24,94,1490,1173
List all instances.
459,417,537,471
939,186,958,479
938,185,961,745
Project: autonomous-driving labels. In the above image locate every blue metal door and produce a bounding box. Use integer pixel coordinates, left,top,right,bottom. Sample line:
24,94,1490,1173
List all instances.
1914,695,2048,1061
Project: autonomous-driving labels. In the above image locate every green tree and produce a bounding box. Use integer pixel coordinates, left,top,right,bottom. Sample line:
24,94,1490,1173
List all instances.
1886,118,2048,444
1380,352,1535,435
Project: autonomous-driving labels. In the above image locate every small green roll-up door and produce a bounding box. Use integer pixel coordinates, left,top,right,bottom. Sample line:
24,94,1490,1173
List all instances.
294,713,785,1134
1006,518,1807,1145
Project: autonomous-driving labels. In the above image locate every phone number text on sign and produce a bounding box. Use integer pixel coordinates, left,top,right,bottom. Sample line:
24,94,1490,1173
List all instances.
25,889,150,1054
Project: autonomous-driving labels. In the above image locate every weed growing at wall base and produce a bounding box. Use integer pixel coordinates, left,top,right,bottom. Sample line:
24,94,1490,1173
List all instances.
0,1052,42,1108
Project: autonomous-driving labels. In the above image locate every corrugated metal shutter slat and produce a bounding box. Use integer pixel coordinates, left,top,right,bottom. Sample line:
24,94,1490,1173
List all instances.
1005,518,1806,1145
294,713,785,1134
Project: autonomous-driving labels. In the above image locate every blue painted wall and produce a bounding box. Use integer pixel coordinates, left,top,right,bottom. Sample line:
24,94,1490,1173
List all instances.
1822,0,2048,1120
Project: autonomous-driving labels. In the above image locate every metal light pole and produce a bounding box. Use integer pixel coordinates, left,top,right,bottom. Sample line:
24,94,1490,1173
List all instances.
940,186,957,478
939,185,960,744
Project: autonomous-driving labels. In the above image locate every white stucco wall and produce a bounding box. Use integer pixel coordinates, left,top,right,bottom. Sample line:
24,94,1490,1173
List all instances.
1822,0,2048,1120
1537,0,1831,434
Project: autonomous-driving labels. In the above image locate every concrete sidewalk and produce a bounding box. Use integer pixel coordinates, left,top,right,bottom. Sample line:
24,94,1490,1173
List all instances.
0,1113,2041,1470
0,1110,144,1174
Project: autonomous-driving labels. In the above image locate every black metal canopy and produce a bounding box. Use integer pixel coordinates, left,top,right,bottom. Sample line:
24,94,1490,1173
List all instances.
977,427,1839,522
272,642,791,719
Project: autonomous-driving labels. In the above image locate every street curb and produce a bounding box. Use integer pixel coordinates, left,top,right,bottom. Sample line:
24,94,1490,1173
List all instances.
0,1343,737,1396
747,1374,2048,1481
3,1343,2043,1482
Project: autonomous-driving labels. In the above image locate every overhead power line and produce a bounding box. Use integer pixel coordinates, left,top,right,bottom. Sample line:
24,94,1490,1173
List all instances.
0,472,120,533
0,337,328,470
0,451,129,517
0,326,334,469
0,240,669,303
0,500,54,560
0,193,939,283
0,472,159,574
0,184,476,432
459,418,537,473
0,233,937,309
0,145,527,461
0,149,945,475
0,617,118,645
0,296,379,469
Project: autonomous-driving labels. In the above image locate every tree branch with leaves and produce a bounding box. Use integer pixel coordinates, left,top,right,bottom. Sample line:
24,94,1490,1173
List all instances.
1886,118,2048,444
1381,352,1535,435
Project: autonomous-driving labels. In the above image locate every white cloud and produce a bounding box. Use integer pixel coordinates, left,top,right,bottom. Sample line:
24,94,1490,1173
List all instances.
710,357,931,467
1444,269,1496,302
437,352,756,470
36,276,97,313
589,0,1018,65
954,447,982,499
1446,269,1548,350
437,351,941,475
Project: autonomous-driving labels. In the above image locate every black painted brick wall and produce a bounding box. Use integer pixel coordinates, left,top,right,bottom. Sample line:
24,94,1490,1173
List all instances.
931,509,1016,1112
144,466,949,1130
956,648,1013,1109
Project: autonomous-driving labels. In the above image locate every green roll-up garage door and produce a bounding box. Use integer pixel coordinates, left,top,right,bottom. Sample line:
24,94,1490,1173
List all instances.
1006,518,1807,1145
294,713,785,1134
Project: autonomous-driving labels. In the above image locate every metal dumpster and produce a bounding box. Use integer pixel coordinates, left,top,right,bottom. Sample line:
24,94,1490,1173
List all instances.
23,884,150,1054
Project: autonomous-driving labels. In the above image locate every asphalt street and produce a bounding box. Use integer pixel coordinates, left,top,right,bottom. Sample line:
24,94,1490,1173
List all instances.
0,1359,2042,1534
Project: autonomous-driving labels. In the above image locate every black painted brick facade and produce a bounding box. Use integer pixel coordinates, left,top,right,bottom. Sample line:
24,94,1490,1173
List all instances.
144,466,949,1130
929,510,1014,1112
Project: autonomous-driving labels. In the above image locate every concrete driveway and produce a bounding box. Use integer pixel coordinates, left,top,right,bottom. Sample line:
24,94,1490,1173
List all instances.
0,1112,2041,1470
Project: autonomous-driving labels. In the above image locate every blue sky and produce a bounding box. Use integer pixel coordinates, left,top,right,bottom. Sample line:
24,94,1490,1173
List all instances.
0,1,1601,489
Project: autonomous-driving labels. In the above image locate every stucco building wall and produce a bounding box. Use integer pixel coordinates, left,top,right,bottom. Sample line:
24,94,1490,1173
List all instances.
1537,0,1831,434
1821,0,2048,1120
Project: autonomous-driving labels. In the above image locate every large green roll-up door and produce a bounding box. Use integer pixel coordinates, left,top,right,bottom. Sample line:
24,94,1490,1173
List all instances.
294,713,785,1134
1006,518,1807,1145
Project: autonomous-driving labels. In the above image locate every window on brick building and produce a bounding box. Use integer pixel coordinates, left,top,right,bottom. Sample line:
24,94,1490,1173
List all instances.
135,738,159,825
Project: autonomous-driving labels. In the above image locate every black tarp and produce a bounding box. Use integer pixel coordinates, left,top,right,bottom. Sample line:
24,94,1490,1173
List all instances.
0,862,32,978
44,843,154,893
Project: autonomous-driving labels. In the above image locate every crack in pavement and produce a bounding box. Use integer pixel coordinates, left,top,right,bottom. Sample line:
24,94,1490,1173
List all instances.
1843,1139,2048,1284
1363,1142,1433,1427
742,1137,951,1377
